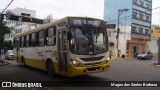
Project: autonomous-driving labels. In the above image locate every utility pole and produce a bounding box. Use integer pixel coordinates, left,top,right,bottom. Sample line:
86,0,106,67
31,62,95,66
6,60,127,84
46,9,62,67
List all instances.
158,38,160,64
0,0,14,60
0,14,4,60
116,8,129,57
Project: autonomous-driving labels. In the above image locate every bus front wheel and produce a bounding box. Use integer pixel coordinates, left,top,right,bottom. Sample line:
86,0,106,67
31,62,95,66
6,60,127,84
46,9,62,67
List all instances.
47,60,55,77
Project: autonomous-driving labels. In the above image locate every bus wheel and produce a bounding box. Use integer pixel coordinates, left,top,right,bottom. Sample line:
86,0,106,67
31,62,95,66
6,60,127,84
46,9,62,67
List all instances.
21,57,26,67
47,60,54,77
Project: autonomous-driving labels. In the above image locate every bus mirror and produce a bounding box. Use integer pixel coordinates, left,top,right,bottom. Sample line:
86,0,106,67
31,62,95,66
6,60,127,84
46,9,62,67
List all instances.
67,32,73,40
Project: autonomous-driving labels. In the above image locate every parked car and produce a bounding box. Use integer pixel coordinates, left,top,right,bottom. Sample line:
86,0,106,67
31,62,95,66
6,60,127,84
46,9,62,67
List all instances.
137,51,153,60
5,50,13,60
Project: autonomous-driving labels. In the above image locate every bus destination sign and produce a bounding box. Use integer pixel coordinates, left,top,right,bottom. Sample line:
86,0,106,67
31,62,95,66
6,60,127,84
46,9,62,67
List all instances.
69,18,102,27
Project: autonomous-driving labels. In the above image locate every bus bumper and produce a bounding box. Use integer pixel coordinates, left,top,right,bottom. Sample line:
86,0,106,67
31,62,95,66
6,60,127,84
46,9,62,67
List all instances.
68,61,110,77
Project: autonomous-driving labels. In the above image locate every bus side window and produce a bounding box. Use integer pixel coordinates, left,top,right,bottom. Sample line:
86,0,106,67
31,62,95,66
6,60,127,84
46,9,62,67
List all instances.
46,26,56,46
13,39,16,48
38,30,45,47
24,35,26,47
53,26,56,45
26,34,30,47
20,36,24,48
31,33,37,47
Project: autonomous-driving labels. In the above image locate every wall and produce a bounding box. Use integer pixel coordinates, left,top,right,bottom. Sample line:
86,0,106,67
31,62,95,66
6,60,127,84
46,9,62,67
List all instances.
107,26,131,57
147,38,158,54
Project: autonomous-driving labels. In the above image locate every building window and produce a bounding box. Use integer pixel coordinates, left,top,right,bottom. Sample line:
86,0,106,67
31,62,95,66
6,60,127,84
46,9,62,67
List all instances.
139,13,143,20
133,0,138,4
133,11,138,18
145,29,149,34
131,26,137,32
146,3,150,9
138,27,143,33
145,15,149,21
139,0,144,7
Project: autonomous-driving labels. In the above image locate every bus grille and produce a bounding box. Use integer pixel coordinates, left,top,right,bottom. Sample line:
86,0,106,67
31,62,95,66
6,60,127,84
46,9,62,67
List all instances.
86,67,101,71
80,56,104,62
84,62,102,66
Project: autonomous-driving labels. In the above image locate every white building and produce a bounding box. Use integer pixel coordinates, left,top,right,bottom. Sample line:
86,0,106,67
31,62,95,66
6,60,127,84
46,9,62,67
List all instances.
107,24,131,57
14,22,41,35
4,7,36,41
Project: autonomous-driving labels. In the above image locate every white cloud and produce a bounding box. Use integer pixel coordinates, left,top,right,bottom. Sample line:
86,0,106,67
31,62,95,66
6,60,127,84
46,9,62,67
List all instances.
4,0,160,25
8,0,104,19
152,0,160,25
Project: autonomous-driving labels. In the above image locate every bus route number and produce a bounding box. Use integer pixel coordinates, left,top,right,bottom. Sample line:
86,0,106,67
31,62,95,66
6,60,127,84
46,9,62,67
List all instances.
73,20,82,25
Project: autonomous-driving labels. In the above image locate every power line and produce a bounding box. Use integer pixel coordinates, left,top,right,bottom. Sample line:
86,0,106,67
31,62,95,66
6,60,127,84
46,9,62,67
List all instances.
108,11,160,24
0,0,12,11
107,7,160,23
0,1,8,12
1,0,14,14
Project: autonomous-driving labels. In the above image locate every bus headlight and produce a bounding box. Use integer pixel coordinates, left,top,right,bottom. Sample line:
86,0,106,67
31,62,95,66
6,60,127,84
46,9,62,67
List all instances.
106,58,110,60
71,59,83,67
103,57,110,64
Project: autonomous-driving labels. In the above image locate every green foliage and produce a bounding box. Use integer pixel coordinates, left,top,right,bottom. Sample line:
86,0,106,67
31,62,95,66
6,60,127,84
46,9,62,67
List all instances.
0,23,11,49
1,23,11,35
3,40,12,48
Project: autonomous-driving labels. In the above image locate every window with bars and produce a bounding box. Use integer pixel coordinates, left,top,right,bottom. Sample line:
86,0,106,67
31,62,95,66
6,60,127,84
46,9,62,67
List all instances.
133,0,138,4
133,11,138,18
138,27,143,33
139,0,144,6
139,13,144,20
131,26,137,32
145,3,150,9
145,29,149,34
145,15,150,21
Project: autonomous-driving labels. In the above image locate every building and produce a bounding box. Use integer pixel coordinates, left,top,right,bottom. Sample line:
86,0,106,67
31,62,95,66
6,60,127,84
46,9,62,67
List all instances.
4,7,36,41
3,20,16,41
107,24,131,57
147,25,160,54
104,0,152,57
14,22,41,35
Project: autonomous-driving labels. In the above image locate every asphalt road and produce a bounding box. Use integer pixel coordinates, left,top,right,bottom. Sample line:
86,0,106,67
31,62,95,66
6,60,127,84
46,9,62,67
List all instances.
0,56,160,90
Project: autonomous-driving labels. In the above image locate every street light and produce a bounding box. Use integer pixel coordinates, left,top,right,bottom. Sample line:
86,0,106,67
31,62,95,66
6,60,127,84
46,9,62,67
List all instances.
116,8,129,57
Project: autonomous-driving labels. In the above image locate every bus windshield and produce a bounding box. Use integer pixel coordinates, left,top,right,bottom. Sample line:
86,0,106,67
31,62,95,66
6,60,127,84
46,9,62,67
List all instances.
69,27,108,55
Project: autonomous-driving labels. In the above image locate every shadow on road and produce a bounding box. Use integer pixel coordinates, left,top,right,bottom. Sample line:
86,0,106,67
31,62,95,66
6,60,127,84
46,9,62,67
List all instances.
15,64,108,81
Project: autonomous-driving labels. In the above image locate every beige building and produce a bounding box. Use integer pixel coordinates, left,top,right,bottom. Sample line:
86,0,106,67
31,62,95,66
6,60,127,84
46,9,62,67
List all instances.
151,25,160,39
147,25,160,54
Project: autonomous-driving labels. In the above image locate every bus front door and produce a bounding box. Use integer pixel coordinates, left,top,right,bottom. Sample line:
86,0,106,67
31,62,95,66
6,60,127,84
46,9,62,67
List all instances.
58,29,68,74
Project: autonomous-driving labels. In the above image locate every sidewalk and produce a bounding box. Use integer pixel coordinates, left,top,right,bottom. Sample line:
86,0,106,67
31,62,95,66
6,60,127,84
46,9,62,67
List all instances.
110,56,130,60
0,60,8,66
0,54,9,66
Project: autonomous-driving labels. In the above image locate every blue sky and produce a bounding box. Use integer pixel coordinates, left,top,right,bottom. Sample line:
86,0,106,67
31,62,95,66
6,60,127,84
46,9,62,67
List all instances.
0,0,160,25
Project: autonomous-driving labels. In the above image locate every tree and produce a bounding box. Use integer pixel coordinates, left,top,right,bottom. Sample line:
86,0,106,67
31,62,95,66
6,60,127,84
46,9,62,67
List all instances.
3,40,12,50
0,23,11,49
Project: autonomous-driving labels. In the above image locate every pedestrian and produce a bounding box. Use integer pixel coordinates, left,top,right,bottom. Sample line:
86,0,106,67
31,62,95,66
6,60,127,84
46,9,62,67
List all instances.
109,50,112,59
133,51,136,58
135,51,139,58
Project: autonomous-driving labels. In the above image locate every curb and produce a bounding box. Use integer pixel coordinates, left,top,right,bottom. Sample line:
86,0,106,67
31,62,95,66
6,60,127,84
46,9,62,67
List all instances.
111,57,131,60
0,61,9,66
153,63,160,67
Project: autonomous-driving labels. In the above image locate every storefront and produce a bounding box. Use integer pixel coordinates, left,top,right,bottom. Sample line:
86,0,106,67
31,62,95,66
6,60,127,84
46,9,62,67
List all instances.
126,38,148,57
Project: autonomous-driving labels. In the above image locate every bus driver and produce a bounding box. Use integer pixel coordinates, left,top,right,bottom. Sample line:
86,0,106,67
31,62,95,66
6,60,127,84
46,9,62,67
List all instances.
73,28,89,52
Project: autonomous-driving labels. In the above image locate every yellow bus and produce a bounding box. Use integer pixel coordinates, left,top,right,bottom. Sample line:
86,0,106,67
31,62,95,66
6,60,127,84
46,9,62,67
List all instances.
13,16,110,77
